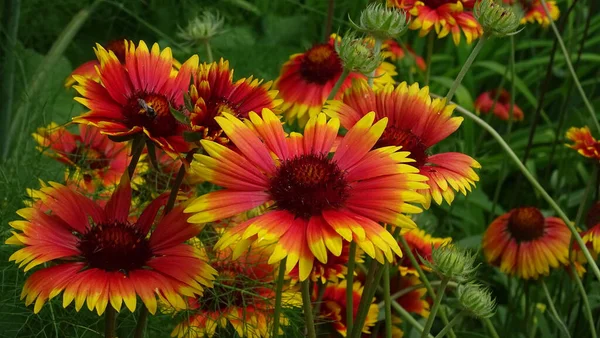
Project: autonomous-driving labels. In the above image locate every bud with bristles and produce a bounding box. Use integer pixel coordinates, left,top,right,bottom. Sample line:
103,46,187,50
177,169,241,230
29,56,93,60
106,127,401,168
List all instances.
474,0,522,38
424,245,477,282
177,11,226,45
334,32,383,75
457,283,496,319
350,3,409,40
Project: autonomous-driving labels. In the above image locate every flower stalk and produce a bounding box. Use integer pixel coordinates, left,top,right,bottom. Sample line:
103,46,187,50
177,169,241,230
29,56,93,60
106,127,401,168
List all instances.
421,277,450,338
383,261,393,338
435,311,465,338
301,279,317,338
272,257,287,337
105,305,117,338
445,34,487,102
346,241,357,334
326,68,350,100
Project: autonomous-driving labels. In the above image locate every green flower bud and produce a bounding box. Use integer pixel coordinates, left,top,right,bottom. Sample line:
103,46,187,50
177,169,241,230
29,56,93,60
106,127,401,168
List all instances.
334,32,383,75
350,3,409,40
474,0,522,38
178,11,225,45
424,245,477,282
457,283,496,319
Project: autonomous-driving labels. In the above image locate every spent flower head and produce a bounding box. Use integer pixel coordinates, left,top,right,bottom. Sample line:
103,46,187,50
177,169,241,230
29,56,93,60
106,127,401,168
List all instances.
350,3,408,40
424,245,478,282
334,31,383,75
178,10,225,45
457,283,496,319
474,0,522,38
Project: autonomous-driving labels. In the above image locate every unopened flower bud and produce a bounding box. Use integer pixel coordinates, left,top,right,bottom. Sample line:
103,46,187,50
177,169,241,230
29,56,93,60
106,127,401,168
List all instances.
335,32,383,75
458,283,496,319
474,0,522,37
178,11,225,45
425,245,477,282
350,3,408,40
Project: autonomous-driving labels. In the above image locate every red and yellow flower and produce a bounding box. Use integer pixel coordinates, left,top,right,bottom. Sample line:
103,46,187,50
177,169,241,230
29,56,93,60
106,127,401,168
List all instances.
6,176,217,315
186,109,428,281
33,122,129,194
317,280,379,337
397,228,451,276
382,39,427,71
72,40,198,155
504,0,560,27
474,89,524,121
170,245,300,338
275,39,396,127
390,275,430,317
325,79,480,208
189,59,282,145
582,202,600,255
482,207,571,280
289,242,361,283
565,126,600,160
388,0,483,45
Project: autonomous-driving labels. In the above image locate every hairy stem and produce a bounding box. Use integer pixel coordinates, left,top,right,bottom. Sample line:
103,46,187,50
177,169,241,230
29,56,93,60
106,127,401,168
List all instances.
105,305,117,338
272,257,287,337
434,311,464,338
346,241,357,334
570,264,597,338
445,34,487,102
0,0,20,161
541,280,571,338
204,39,213,63
127,136,146,178
540,0,600,134
391,300,434,338
424,33,434,85
422,277,450,338
383,261,392,338
368,38,383,87
327,68,350,100
450,102,600,283
133,306,149,338
301,279,317,338
483,318,501,338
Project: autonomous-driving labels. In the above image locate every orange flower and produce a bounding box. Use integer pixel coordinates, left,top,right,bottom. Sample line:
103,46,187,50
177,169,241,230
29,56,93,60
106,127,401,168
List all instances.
482,207,570,279
316,280,379,337
289,242,361,283
189,59,282,145
33,123,129,194
186,110,428,281
475,89,524,121
382,39,427,71
388,0,483,45
64,40,128,88
72,40,198,155
275,38,396,127
504,0,560,27
6,176,216,314
397,228,451,276
565,126,600,160
170,245,300,338
326,79,480,208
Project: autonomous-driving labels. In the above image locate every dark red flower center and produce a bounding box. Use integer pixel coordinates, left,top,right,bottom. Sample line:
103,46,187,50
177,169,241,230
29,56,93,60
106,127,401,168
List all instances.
507,207,546,242
269,154,350,219
300,44,343,84
422,0,453,9
124,93,178,138
105,39,127,63
375,126,429,167
70,147,110,171
78,221,152,272
586,201,600,228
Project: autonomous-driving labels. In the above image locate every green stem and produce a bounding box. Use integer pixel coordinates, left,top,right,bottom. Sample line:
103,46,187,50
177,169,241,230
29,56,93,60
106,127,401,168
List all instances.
383,261,392,338
421,277,450,338
378,281,458,309
351,259,379,338
539,0,600,134
541,280,571,338
398,236,455,338
391,300,434,338
368,38,382,87
424,33,434,85
451,103,600,283
570,265,597,338
204,40,213,63
127,136,146,178
301,279,317,338
434,311,464,338
346,242,357,334
133,306,149,338
4,0,102,160
0,0,20,161
483,317,501,338
105,305,117,338
327,68,350,100
272,257,287,337
445,34,487,102
164,150,195,215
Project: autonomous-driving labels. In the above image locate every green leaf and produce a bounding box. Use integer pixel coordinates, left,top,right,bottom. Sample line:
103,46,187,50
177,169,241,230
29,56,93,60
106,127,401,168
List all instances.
170,106,189,124
223,0,261,15
184,131,203,142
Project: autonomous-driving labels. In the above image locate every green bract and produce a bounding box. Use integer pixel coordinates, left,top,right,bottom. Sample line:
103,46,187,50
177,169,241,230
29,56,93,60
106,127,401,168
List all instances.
334,32,383,75
474,0,522,37
458,283,497,319
177,11,225,45
425,245,478,282
350,3,408,40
